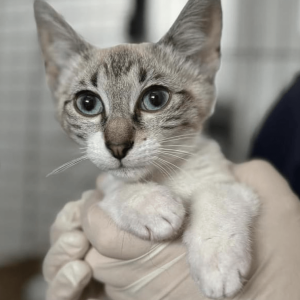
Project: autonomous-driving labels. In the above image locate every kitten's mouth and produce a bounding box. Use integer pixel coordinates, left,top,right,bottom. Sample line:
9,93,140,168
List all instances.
116,160,147,170
110,164,148,180
116,165,145,172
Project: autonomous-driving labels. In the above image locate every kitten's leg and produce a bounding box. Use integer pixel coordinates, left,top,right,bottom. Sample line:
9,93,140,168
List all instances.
184,182,259,299
97,175,186,241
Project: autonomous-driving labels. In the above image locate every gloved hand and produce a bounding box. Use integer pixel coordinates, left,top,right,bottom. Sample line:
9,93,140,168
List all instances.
43,160,300,300
42,190,107,300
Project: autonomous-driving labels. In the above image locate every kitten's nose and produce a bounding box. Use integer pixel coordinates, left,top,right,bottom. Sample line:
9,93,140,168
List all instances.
106,141,134,160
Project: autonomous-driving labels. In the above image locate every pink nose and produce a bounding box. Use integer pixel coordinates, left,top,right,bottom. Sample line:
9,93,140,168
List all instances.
105,141,134,160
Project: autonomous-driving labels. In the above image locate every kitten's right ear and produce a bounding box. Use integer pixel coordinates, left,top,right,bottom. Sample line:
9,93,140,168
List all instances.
158,0,222,79
34,0,89,91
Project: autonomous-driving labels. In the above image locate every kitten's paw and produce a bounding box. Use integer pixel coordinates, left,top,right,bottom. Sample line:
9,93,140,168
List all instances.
118,186,185,241
186,233,251,299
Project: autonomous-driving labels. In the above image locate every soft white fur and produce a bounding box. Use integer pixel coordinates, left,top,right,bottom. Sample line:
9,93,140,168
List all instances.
88,132,260,298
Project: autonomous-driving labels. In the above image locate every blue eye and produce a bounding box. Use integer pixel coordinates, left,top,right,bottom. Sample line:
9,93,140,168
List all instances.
141,87,170,111
75,93,103,116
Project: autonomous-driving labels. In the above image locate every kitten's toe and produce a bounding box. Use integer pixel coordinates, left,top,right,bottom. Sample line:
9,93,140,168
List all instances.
123,190,186,241
196,266,247,299
143,205,184,241
187,233,251,299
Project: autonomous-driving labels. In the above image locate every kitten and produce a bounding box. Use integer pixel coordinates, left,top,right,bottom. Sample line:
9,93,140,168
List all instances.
34,0,259,298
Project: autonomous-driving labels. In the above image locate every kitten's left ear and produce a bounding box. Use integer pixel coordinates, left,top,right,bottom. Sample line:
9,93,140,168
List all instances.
158,0,222,79
34,0,90,91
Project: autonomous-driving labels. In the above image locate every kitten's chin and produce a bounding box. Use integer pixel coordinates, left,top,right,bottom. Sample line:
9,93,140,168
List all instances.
109,166,149,181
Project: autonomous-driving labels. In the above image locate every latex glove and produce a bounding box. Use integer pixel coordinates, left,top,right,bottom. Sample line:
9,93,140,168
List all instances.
44,160,300,300
43,192,107,300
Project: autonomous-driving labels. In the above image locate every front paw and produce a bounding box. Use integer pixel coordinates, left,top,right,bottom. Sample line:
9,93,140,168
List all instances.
186,233,251,299
101,184,185,241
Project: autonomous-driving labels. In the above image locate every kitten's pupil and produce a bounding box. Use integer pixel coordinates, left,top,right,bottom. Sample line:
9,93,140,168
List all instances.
149,92,162,107
82,96,95,111
75,94,103,116
141,88,169,111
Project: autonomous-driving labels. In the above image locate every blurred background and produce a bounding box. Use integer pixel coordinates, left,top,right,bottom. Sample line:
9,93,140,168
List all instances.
1,0,300,299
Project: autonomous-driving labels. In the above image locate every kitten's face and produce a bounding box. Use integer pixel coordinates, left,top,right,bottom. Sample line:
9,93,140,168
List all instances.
34,0,222,180
56,44,214,179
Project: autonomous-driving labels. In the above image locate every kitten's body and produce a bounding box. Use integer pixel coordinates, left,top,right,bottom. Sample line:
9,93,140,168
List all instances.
34,1,259,298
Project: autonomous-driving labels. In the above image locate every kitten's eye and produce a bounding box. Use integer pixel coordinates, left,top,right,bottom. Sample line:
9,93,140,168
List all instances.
75,93,103,116
141,87,170,111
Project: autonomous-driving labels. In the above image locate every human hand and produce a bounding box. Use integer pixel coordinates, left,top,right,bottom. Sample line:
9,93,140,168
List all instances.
42,191,107,300
44,160,300,300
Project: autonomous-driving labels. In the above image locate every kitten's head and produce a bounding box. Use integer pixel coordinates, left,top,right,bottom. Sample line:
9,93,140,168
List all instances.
34,0,222,180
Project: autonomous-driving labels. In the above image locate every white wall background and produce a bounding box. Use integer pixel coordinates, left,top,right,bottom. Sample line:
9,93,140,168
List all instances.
0,0,300,263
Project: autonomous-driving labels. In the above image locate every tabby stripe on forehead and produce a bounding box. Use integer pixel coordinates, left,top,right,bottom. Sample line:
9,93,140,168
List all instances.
153,73,163,81
91,70,98,88
79,79,86,87
103,62,109,77
109,50,133,77
139,67,147,83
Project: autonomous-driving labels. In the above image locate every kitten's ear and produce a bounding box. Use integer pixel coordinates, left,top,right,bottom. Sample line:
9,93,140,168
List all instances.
34,0,89,91
158,0,222,79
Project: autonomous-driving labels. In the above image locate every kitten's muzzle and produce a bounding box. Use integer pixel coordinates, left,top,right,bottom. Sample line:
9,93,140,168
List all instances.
106,141,134,160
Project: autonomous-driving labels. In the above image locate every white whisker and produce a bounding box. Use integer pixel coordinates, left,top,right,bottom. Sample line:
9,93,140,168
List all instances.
159,152,189,162
47,155,89,177
161,144,195,148
150,161,165,178
141,166,153,182
159,133,198,140
160,138,196,144
157,161,174,179
151,160,171,179
156,157,177,177
158,150,193,157
159,133,198,142
79,147,88,154
159,147,195,156
157,157,190,177
151,159,175,180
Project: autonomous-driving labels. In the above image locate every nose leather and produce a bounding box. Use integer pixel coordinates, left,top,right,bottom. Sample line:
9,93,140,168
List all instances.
106,141,134,160
104,117,135,160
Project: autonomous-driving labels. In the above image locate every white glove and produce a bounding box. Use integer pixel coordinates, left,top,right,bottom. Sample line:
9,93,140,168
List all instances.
43,161,300,300
43,191,107,300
